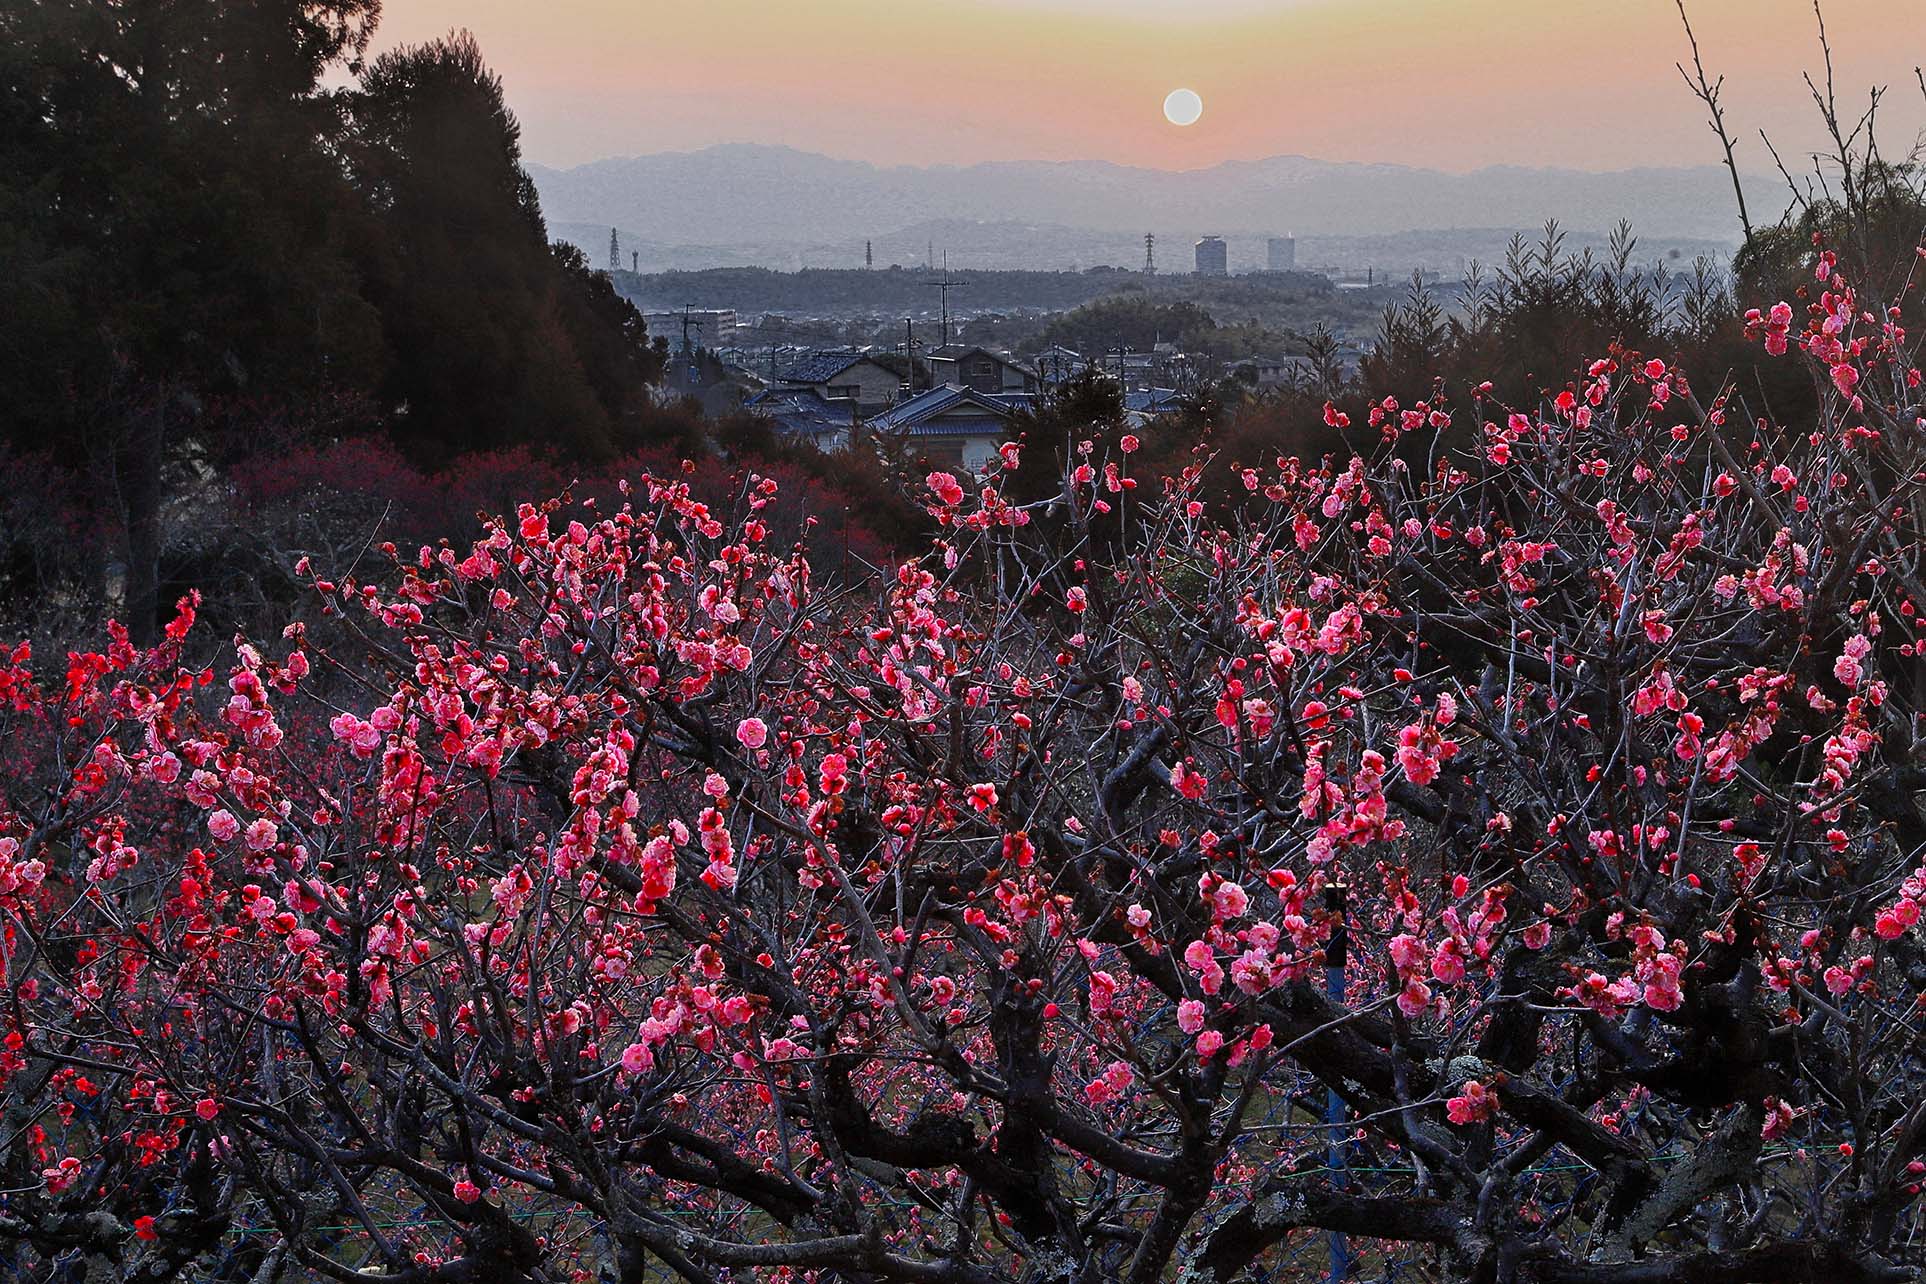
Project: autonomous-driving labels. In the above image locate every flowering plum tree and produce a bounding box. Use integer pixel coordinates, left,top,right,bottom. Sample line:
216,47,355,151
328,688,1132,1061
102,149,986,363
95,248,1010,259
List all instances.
5,247,1926,1284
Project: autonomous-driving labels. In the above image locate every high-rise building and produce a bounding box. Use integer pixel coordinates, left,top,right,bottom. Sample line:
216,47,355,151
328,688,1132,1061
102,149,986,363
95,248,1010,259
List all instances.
1267,235,1296,272
1194,235,1228,276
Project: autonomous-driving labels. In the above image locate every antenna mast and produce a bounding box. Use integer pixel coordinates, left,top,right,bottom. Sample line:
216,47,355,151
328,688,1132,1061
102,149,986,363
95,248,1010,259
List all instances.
924,251,964,347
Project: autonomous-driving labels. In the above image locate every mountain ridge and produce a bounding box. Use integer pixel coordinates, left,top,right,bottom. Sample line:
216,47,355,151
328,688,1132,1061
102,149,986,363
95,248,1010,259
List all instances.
531,144,1763,269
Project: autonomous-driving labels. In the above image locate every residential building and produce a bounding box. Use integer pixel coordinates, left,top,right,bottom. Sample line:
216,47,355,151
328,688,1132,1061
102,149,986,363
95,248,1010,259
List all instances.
924,345,1039,395
744,387,856,450
774,352,903,415
1095,350,1163,389
1267,236,1296,272
1124,387,1185,416
867,384,1020,474
1224,355,1306,390
1121,386,1186,431
1194,236,1228,276
1034,345,1089,387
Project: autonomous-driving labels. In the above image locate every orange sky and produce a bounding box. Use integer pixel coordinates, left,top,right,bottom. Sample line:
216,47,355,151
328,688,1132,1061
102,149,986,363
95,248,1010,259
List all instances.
369,0,1926,173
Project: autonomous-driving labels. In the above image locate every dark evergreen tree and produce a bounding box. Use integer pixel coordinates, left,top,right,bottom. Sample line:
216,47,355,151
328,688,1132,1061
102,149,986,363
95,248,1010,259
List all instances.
348,31,662,461
0,0,384,638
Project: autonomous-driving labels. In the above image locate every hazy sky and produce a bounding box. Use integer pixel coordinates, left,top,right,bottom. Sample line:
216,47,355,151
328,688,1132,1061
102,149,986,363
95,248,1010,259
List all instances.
370,0,1926,174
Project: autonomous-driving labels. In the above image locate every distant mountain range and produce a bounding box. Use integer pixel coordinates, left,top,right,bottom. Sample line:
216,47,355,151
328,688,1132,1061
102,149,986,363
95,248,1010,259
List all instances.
531,144,1763,273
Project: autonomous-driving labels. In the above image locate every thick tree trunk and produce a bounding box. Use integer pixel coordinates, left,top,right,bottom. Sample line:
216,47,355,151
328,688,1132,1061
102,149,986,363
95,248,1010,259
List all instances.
123,393,167,646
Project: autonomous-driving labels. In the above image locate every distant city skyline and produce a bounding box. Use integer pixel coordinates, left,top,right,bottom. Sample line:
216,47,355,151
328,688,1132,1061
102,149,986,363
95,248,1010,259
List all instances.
371,0,1924,175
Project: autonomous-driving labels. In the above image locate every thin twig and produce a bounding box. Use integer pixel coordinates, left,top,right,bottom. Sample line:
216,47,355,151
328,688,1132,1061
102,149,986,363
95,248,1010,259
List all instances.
1675,1,1754,248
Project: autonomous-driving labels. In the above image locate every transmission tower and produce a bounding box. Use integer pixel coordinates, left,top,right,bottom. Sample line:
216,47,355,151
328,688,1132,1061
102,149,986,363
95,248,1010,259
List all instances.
866,240,873,269
1144,232,1155,276
609,227,621,273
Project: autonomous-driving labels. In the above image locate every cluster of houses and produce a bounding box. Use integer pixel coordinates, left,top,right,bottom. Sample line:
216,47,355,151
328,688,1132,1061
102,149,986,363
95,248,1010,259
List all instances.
740,345,1040,472
661,314,1351,474
733,340,1245,473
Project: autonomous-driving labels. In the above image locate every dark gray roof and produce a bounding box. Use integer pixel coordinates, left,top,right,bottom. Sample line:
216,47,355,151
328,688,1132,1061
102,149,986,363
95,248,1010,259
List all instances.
925,345,1037,378
1124,387,1185,413
744,387,853,439
869,384,1020,436
777,351,879,384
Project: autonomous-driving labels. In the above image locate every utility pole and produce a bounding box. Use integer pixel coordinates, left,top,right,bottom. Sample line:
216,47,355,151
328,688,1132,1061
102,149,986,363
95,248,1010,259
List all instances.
1143,232,1155,276
902,319,919,398
679,303,705,386
1325,883,1354,1284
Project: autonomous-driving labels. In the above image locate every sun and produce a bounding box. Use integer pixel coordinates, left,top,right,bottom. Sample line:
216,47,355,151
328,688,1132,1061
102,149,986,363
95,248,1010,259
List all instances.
1163,88,1203,127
